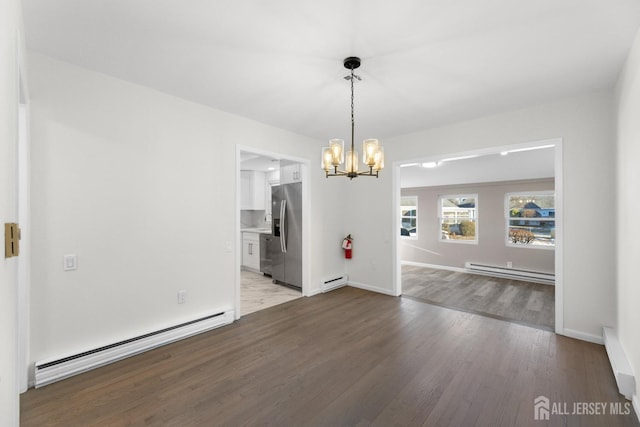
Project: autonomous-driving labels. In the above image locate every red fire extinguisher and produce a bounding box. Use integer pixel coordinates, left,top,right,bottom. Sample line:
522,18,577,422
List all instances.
342,234,353,259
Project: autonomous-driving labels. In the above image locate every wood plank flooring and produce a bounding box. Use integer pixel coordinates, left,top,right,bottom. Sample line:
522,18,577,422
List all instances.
402,265,555,330
21,287,637,427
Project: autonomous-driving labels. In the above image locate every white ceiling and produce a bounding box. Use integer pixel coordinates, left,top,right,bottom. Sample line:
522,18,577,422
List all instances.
22,0,640,144
240,152,280,172
399,145,555,188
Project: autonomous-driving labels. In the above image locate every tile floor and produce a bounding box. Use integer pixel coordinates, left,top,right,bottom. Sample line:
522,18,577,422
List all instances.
240,270,302,316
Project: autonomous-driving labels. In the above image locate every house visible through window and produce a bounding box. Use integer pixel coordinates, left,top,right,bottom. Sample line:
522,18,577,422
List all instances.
506,192,555,248
400,196,417,238
440,195,477,243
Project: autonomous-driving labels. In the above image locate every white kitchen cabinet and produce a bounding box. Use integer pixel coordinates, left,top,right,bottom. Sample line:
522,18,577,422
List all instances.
280,160,301,184
264,170,280,220
240,171,266,210
242,232,260,271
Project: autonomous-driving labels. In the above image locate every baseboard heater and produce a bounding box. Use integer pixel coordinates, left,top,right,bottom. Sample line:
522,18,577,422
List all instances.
322,275,348,292
465,262,555,284
34,309,234,388
603,327,636,400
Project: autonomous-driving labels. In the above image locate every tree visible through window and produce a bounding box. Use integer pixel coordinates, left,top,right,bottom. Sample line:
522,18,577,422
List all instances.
400,196,417,237
506,192,555,248
440,195,477,242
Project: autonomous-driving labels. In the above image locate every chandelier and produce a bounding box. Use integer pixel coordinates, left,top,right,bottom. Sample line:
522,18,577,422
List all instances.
322,57,384,179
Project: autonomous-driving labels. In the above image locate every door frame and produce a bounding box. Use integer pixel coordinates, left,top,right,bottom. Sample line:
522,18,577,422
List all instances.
234,145,310,319
17,36,31,392
393,138,564,334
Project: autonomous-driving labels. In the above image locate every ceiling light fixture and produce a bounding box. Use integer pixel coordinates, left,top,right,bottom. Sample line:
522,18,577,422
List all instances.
421,162,438,168
439,154,479,163
322,57,384,179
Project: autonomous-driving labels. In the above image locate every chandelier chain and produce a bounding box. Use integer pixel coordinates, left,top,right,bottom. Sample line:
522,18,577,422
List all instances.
350,67,355,153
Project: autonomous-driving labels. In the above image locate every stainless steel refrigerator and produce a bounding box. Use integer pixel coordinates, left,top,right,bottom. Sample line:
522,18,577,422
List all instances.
270,182,302,289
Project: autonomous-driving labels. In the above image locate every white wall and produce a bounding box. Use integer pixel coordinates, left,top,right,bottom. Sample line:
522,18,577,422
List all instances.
27,53,345,370
615,28,640,407
345,91,616,340
0,0,25,424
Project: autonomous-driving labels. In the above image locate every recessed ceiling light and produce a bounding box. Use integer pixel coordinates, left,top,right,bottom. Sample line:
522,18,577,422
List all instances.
421,162,438,168
501,144,555,155
400,163,419,168
439,154,479,163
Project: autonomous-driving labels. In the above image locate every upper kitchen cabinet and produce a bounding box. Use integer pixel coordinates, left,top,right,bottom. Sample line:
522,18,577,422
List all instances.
264,169,280,219
240,170,266,210
280,159,302,184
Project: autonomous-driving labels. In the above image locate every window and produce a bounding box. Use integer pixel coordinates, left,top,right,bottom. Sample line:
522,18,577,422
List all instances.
400,196,417,238
506,192,555,248
439,195,477,243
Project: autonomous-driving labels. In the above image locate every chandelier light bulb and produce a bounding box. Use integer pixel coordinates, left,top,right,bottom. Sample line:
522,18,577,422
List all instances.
321,147,333,171
346,150,358,173
373,147,384,171
362,139,379,166
329,139,344,166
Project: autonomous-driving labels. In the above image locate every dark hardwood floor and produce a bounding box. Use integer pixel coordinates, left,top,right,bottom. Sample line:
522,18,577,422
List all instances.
21,287,637,427
402,264,555,330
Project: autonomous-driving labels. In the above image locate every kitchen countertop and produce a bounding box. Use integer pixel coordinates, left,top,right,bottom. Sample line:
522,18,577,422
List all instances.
241,228,272,234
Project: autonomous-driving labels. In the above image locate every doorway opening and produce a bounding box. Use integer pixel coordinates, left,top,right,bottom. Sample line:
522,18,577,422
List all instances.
236,147,308,317
394,139,563,333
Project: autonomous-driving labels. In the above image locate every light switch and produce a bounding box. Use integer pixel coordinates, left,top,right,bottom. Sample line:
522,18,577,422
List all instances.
177,290,187,304
63,254,77,271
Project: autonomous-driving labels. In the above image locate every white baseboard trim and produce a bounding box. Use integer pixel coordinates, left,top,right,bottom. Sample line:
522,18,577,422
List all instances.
34,309,234,387
560,328,604,345
603,327,636,400
401,260,468,274
307,288,323,297
348,281,399,296
402,260,554,285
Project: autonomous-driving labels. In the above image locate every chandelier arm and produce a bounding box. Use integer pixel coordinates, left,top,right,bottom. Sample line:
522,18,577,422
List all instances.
355,170,379,178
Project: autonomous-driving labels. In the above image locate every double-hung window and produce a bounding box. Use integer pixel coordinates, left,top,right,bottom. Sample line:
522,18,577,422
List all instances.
506,192,555,248
439,194,477,243
400,196,418,238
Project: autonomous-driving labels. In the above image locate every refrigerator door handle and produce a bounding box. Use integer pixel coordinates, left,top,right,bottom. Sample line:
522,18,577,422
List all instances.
280,199,287,253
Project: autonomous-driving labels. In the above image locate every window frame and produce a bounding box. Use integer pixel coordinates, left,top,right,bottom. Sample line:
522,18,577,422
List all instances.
438,193,478,244
505,191,555,250
400,196,418,239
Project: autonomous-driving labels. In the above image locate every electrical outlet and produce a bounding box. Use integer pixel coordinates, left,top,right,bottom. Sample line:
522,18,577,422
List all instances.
63,254,77,271
177,290,187,304
507,261,513,268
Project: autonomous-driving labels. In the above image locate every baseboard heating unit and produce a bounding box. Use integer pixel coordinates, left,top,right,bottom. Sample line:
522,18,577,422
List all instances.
322,275,348,292
34,309,234,388
465,262,555,284
603,327,636,400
